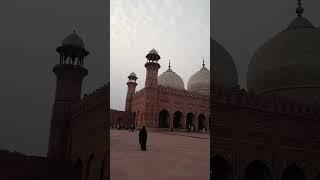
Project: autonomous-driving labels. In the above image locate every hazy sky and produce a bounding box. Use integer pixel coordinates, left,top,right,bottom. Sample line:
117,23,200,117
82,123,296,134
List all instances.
0,0,108,156
212,0,320,89
110,0,210,111
1,0,319,157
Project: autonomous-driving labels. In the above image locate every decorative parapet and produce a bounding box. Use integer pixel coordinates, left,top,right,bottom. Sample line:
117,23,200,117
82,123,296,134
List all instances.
212,85,320,117
134,88,145,98
157,85,209,101
71,84,109,118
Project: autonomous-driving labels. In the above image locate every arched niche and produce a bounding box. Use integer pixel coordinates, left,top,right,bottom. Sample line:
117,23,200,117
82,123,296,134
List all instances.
186,112,195,131
173,111,183,128
159,109,170,128
198,113,206,131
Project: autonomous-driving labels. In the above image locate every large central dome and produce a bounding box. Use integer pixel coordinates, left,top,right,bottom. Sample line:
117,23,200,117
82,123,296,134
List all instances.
158,67,185,90
187,65,210,95
247,13,320,104
212,39,238,89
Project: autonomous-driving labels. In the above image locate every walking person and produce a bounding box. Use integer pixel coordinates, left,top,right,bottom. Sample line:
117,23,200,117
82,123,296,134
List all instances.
139,126,148,151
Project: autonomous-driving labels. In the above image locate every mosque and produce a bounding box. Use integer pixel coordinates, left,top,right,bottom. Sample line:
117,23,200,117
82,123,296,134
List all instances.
2,1,320,180
111,48,210,131
211,1,320,180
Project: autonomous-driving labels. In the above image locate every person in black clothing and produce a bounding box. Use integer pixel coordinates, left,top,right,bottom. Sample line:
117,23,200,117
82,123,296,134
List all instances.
139,126,148,151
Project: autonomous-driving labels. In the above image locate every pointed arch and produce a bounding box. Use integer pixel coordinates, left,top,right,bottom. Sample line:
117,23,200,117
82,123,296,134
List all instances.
173,111,183,128
186,112,195,131
159,109,170,128
198,113,206,131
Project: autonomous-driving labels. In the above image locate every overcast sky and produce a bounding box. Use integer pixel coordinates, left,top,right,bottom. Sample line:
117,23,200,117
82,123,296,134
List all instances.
110,0,210,111
212,0,320,89
1,0,320,157
0,0,108,156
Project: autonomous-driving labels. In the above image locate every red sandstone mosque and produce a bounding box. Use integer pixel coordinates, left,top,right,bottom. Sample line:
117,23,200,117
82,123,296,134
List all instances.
2,1,320,180
111,48,210,131
211,2,320,180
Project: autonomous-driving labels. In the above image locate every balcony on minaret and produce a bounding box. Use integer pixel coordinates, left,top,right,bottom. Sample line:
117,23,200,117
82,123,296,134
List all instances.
56,30,89,67
52,30,89,102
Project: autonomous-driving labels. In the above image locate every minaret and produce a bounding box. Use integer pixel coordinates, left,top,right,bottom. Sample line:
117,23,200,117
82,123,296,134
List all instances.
145,49,161,88
143,49,161,127
125,72,138,112
47,30,89,160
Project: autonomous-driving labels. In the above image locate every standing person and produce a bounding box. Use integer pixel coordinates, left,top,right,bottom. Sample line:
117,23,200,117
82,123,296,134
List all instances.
139,126,148,151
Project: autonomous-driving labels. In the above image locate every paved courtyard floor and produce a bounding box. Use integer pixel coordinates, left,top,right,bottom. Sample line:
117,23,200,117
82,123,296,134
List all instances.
110,129,210,180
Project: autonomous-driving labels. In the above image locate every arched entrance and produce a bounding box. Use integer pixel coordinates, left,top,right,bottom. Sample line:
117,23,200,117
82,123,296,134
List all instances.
186,112,195,131
198,113,206,131
159,110,169,128
282,164,306,180
173,111,182,128
211,155,233,180
244,160,272,180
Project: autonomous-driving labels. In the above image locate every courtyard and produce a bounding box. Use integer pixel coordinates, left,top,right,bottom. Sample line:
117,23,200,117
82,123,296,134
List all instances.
110,129,210,180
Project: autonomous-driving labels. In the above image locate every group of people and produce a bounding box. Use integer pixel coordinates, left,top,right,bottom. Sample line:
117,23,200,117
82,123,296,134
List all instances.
110,124,135,131
187,125,206,133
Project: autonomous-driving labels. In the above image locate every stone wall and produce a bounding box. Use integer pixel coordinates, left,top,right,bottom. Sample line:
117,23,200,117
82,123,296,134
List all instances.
211,86,320,180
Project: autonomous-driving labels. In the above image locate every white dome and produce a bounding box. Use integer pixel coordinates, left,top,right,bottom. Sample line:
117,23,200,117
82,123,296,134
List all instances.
247,16,320,104
187,66,210,95
212,39,238,89
158,68,185,90
62,31,85,48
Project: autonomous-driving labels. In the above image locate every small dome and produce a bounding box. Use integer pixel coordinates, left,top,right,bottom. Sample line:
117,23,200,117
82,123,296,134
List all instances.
247,16,320,104
146,48,161,61
158,68,184,90
62,31,85,48
128,72,137,79
187,66,210,95
149,48,158,55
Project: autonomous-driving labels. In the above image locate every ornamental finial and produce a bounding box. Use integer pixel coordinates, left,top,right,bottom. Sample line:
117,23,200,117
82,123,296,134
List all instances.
202,57,205,68
296,0,304,17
